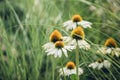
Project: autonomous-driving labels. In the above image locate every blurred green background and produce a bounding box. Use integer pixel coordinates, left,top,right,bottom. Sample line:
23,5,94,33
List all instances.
0,0,120,80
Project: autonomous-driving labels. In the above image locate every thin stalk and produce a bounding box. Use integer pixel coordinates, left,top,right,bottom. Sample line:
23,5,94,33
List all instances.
51,56,55,80
45,57,49,80
60,50,67,80
61,61,66,80
76,41,79,80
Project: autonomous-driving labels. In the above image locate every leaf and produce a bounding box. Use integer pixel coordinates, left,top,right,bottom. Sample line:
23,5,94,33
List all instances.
70,74,77,80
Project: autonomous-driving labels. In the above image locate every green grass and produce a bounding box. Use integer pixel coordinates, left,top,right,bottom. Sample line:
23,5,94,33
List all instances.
0,0,120,80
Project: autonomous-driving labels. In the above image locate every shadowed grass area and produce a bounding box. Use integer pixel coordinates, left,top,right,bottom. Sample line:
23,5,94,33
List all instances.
0,0,120,80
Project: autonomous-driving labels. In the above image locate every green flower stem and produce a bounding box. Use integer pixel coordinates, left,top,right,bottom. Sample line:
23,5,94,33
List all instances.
51,56,55,80
61,61,66,80
61,50,67,80
76,41,79,80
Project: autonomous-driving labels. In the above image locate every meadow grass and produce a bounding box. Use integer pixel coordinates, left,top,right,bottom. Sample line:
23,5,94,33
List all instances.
0,0,120,80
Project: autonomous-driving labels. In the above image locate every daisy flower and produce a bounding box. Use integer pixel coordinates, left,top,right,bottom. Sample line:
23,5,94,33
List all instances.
64,27,90,50
88,59,111,70
59,61,83,76
63,14,92,31
45,41,75,58
43,30,63,50
43,30,75,58
97,38,120,57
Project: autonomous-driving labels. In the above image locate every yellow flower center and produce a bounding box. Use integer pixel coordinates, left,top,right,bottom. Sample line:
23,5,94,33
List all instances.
49,30,63,43
97,58,103,63
72,14,82,22
71,27,85,40
66,61,76,69
55,41,64,48
104,38,117,48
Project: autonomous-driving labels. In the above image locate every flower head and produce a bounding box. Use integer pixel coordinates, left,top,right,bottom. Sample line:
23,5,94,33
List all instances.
71,26,84,40
50,30,63,43
43,30,63,50
64,27,90,50
88,59,111,70
43,30,75,58
66,61,76,69
97,38,120,57
105,38,117,48
72,15,82,22
59,61,83,76
55,41,64,48
44,41,75,58
63,14,92,31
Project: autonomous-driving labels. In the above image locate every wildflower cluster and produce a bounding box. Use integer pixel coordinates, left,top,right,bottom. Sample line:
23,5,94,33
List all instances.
43,30,75,58
43,14,120,80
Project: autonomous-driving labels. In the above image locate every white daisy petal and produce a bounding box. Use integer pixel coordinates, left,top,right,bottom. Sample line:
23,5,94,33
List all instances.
71,23,77,30
47,48,57,57
89,59,111,70
54,52,58,58
46,48,55,56
78,68,84,75
42,42,54,50
78,20,92,28
113,48,120,57
97,47,107,54
59,67,69,76
89,62,98,69
59,68,65,75
64,46,75,51
59,67,83,76
63,20,77,31
70,69,76,75
57,49,62,58
78,40,90,50
63,20,72,27
71,39,77,47
103,60,111,68
66,26,71,31
53,49,59,58
62,48,68,57
114,52,119,57
47,51,53,56
63,36,72,43
106,48,112,54
98,63,103,70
